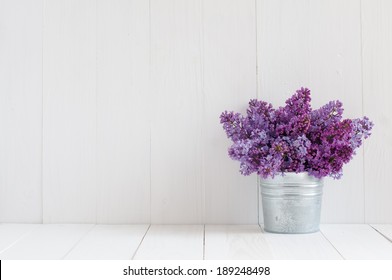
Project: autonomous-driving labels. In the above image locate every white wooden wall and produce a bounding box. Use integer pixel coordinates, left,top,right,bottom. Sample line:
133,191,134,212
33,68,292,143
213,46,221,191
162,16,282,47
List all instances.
0,0,391,224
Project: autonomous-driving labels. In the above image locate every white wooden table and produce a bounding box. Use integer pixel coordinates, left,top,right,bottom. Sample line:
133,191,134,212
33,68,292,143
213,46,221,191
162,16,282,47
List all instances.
1,224,392,260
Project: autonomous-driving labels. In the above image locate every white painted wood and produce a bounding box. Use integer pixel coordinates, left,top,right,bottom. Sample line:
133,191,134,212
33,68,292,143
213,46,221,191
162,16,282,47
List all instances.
133,225,204,260
43,0,97,223
0,0,390,225
96,0,150,224
0,224,94,260
150,0,203,223
261,227,342,259
362,0,392,223
205,225,273,259
257,0,364,223
203,0,258,224
371,225,392,242
64,225,149,260
205,225,340,260
0,224,38,254
0,0,43,223
320,224,392,259
1,224,391,259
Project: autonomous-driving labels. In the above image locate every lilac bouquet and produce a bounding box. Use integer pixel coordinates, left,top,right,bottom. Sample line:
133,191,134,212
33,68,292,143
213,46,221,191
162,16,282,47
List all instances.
220,88,373,179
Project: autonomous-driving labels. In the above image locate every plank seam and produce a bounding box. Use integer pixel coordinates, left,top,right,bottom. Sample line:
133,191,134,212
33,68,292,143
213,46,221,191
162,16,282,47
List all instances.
257,223,266,234
131,224,151,260
148,0,152,225
255,0,259,100
61,224,96,260
202,224,206,260
0,225,39,257
94,0,98,225
255,0,261,226
319,227,346,260
369,225,392,243
359,0,366,224
200,0,206,225
41,0,45,224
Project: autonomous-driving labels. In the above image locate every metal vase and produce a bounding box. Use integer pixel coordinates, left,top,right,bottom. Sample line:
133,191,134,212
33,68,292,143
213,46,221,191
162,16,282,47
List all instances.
259,172,323,234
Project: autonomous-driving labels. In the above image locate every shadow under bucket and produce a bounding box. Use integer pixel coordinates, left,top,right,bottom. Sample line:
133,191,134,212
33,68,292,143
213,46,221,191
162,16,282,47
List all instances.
259,172,323,234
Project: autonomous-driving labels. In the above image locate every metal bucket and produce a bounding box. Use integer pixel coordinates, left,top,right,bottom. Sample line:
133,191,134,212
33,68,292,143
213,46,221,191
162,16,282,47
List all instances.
259,172,323,234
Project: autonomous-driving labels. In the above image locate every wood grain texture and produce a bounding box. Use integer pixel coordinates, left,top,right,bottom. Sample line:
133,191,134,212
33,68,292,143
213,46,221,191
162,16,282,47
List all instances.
150,0,204,223
0,224,94,260
0,0,43,223
205,225,273,259
64,225,149,259
362,0,392,223
133,225,204,259
0,224,38,254
257,0,364,223
1,0,391,225
43,0,97,223
320,224,392,259
96,0,150,224
203,0,258,224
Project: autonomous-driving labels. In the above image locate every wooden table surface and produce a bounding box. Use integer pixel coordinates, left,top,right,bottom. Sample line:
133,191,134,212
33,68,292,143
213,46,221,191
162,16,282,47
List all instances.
1,224,392,260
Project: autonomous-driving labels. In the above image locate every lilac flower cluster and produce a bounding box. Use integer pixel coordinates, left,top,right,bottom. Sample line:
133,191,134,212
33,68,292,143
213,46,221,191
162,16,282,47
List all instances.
220,88,374,179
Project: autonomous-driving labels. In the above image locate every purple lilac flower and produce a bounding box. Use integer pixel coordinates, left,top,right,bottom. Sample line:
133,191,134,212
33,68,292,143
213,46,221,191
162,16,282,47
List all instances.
350,117,374,149
220,88,374,179
220,111,247,141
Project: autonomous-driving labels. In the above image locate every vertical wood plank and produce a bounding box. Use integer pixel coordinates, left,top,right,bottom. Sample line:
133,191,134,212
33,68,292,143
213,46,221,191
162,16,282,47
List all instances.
43,0,97,223
257,0,363,223
0,0,43,223
362,0,392,223
150,0,204,223
203,0,258,224
96,0,150,223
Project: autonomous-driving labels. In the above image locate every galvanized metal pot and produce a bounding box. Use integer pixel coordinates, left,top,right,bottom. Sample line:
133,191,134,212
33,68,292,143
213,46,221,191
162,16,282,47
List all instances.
259,172,323,234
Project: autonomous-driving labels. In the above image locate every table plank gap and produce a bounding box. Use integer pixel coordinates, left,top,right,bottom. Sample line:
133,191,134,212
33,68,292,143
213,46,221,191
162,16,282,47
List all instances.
203,224,206,260
64,224,149,260
320,224,392,259
319,227,346,259
370,224,392,243
206,225,341,260
0,224,39,254
260,229,343,260
133,225,204,260
131,224,151,260
205,225,273,260
61,225,97,259
0,224,94,260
